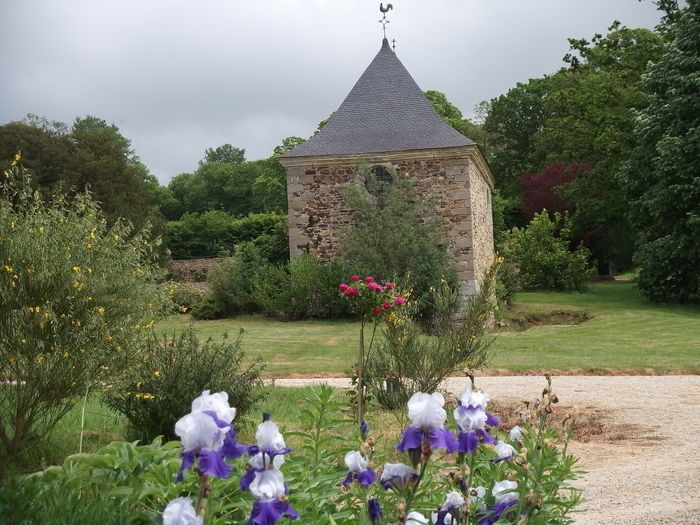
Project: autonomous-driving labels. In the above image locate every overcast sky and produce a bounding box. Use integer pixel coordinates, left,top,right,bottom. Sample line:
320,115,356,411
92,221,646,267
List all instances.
1,0,664,183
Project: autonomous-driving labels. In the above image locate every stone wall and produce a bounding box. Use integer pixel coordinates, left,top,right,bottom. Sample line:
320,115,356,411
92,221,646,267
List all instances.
281,146,494,297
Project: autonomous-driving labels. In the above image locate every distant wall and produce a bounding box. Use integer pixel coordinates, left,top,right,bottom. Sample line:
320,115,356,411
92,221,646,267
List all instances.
169,257,223,283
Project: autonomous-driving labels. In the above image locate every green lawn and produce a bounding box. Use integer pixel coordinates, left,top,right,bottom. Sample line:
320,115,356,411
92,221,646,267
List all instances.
157,283,700,376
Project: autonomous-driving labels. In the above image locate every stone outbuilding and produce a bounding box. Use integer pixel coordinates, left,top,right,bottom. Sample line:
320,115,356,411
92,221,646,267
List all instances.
279,38,495,298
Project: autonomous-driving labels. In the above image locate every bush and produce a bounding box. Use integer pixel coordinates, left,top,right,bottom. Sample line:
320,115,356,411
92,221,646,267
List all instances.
341,164,457,316
207,242,263,315
495,257,521,307
0,161,166,457
189,292,224,320
367,267,497,409
103,328,264,442
165,211,287,259
167,282,205,313
253,254,349,319
501,211,595,292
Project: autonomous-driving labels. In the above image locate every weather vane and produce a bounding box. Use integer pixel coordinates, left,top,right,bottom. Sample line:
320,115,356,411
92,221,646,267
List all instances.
379,3,393,39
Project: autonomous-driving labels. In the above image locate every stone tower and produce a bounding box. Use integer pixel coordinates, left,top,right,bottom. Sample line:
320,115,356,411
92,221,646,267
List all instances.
279,38,495,298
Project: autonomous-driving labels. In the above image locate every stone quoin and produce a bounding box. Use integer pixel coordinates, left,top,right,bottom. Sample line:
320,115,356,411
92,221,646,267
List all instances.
279,37,495,299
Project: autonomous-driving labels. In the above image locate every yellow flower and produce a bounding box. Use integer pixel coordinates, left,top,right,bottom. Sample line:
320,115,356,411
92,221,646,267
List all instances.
96,306,105,316
153,370,161,377
105,335,113,342
13,153,21,164
143,320,155,329
26,266,34,273
4,265,13,273
72,266,81,273
36,355,44,364
38,226,44,234
72,281,85,291
63,351,69,358
99,365,110,371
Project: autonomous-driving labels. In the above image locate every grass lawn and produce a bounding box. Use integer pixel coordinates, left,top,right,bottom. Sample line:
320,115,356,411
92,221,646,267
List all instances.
157,283,700,376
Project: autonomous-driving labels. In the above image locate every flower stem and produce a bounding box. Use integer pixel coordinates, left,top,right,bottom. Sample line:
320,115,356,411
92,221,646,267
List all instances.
358,320,365,427
196,472,212,521
403,457,429,520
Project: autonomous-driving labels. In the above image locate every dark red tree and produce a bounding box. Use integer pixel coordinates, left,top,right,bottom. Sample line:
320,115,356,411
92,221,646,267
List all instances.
520,162,591,220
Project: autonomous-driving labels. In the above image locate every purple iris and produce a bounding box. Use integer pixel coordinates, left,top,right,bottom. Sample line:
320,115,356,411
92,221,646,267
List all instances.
246,499,299,525
454,404,496,454
248,414,292,459
367,498,383,524
174,410,233,482
396,392,458,456
340,451,376,487
476,500,519,525
360,420,369,438
379,463,417,491
204,410,248,459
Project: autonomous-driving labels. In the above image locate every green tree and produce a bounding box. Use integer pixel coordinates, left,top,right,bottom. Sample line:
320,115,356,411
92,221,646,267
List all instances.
425,90,492,150
273,136,305,156
0,115,161,230
203,143,245,164
621,0,700,302
341,165,456,313
0,161,166,457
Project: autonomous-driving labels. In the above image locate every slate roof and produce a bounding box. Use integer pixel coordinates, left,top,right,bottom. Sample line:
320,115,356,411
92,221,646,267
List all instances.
283,38,473,158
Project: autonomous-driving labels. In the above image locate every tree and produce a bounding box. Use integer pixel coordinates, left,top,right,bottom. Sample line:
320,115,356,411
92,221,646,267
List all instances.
0,115,161,230
520,162,589,220
202,144,245,164
273,136,305,156
425,90,492,150
621,0,700,302
341,164,456,315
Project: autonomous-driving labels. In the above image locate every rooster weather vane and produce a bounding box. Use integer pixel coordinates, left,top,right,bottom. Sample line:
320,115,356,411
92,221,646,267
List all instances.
379,3,393,39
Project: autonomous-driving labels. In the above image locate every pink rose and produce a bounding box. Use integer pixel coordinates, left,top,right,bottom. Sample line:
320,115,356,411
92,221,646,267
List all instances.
339,283,349,291
344,287,359,296
394,295,406,306
351,275,361,282
368,282,383,292
383,301,392,310
384,282,395,290
372,306,382,315
364,276,375,283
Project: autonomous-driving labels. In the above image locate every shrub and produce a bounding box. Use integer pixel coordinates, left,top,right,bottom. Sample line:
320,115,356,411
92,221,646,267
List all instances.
207,242,263,315
189,292,224,320
165,210,287,259
495,256,521,307
367,266,497,409
341,164,457,315
0,161,166,457
253,254,349,319
103,328,264,442
501,211,595,291
167,282,204,314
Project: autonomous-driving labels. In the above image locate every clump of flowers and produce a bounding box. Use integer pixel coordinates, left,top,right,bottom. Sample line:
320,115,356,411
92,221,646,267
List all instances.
165,391,298,525
338,274,407,427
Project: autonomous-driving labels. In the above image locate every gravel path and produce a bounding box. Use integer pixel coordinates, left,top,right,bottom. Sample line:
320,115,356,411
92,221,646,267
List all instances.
273,376,700,524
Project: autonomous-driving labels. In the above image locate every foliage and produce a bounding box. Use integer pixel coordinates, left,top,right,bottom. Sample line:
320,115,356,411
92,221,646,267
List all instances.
501,211,595,292
208,242,265,316
341,164,457,316
368,267,497,410
165,210,287,259
167,282,205,314
425,90,492,149
0,115,161,230
203,144,245,164
483,24,666,271
103,329,264,442
253,254,349,319
166,157,287,220
273,136,305,156
494,257,521,308
621,0,700,303
0,161,166,458
520,162,589,220
189,292,222,320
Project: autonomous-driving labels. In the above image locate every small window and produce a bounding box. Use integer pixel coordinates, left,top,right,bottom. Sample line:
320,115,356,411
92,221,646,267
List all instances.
364,165,394,197
371,166,393,184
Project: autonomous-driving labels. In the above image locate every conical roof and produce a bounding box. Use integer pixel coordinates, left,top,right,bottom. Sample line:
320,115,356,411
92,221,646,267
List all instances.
283,38,473,158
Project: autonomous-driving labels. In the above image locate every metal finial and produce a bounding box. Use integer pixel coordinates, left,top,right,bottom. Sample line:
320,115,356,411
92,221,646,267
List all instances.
379,3,393,39
391,38,396,51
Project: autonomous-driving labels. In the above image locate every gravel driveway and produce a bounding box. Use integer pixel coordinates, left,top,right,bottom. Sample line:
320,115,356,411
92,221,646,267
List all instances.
273,375,700,525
